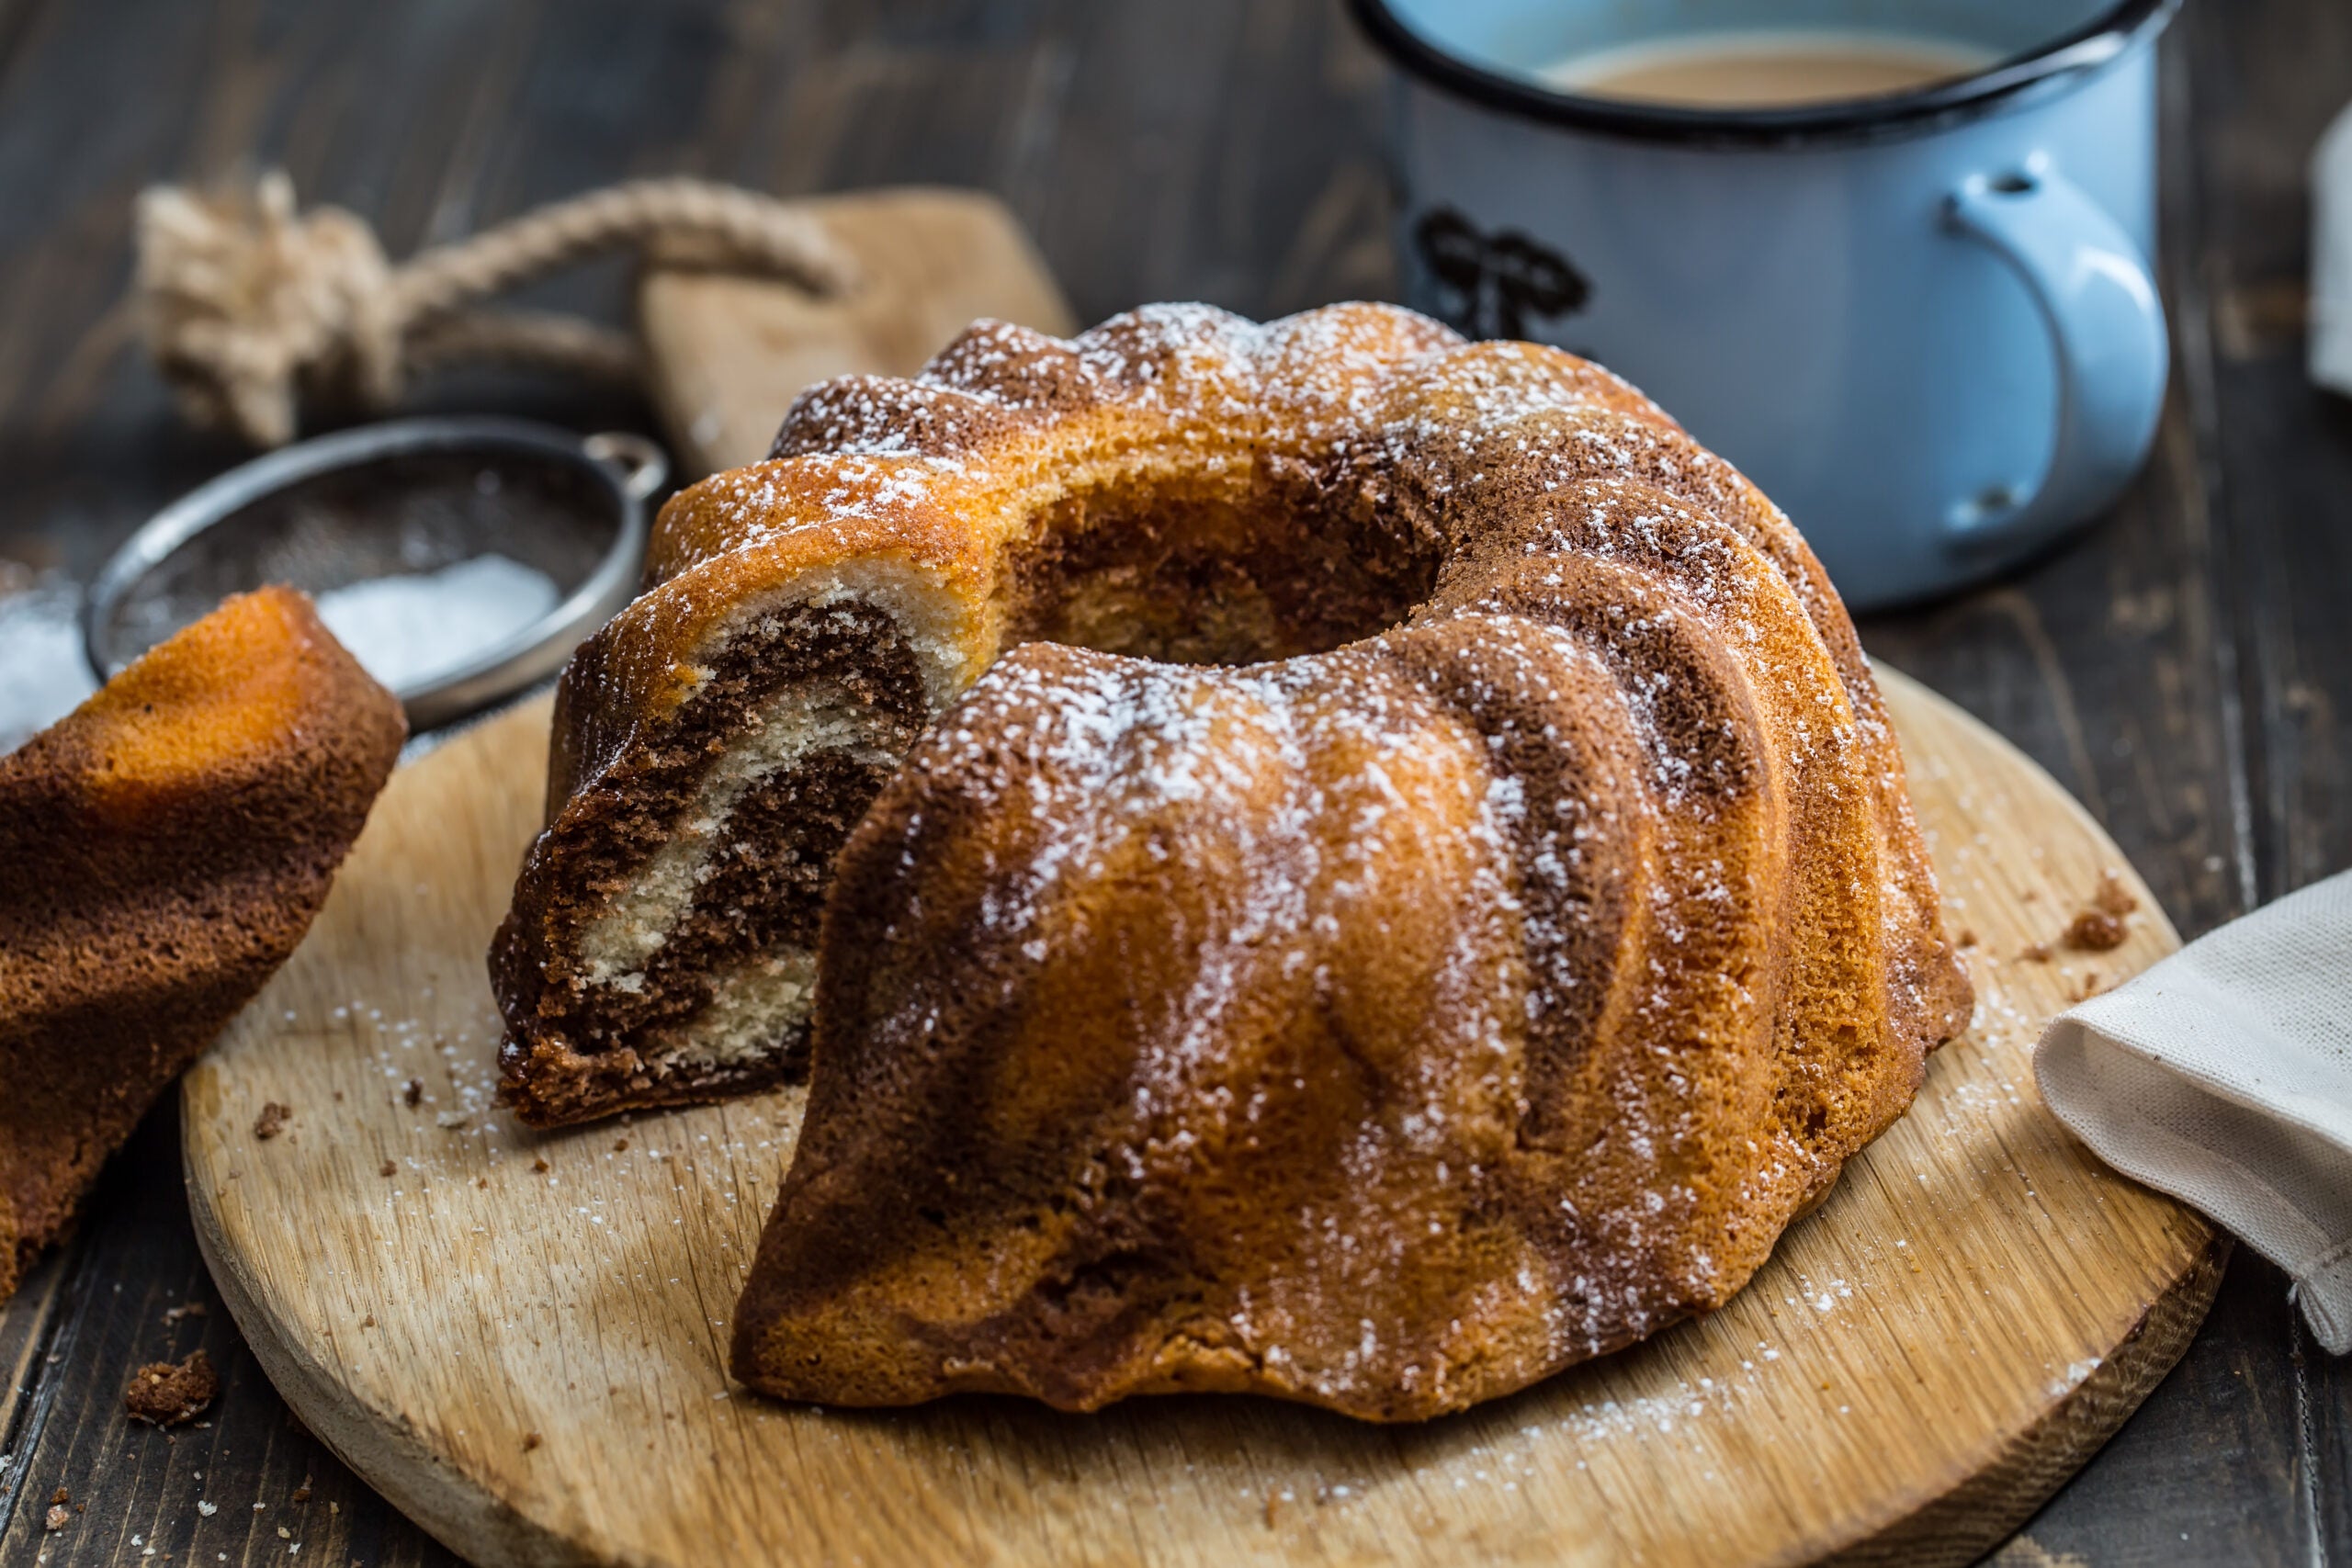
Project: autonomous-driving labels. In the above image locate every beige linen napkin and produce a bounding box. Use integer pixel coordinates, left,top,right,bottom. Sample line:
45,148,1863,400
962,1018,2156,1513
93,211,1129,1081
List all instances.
2035,871,2352,1350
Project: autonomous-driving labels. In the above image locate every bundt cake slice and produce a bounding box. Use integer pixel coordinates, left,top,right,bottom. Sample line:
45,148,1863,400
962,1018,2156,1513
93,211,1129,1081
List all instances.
0,586,403,1301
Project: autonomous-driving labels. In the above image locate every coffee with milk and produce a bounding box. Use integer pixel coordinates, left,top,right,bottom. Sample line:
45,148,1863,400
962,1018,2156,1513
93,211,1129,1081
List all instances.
1541,29,1996,109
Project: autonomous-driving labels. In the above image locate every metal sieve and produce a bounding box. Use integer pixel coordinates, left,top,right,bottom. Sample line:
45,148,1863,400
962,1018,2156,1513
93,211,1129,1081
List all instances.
85,417,663,731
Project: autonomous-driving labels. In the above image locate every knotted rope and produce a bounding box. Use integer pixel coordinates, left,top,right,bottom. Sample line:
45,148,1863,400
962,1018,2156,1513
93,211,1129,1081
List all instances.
133,169,859,447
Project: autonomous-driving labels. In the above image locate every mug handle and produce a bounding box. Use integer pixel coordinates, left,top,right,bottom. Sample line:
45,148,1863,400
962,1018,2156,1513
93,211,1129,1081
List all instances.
1939,159,2168,553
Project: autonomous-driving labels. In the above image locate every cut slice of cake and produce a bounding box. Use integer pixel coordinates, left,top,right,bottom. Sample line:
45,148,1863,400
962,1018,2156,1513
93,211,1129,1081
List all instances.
0,586,403,1301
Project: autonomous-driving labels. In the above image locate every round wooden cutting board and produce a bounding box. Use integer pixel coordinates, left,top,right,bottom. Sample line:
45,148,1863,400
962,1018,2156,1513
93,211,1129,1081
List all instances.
184,666,2223,1568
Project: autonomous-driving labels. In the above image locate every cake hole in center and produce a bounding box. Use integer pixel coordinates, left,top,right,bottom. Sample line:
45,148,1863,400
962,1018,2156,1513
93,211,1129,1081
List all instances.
1002,481,1435,665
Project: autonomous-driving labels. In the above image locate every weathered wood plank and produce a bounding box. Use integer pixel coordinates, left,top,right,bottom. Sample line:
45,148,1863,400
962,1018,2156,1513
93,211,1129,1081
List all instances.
2177,2,2352,1562
1970,3,2352,1559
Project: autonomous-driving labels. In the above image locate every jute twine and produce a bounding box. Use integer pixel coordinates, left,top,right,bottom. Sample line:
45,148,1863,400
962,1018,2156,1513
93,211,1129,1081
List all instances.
133,169,858,447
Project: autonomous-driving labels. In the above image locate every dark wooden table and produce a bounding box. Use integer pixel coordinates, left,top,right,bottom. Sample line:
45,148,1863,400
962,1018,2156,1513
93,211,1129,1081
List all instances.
0,1,2342,1562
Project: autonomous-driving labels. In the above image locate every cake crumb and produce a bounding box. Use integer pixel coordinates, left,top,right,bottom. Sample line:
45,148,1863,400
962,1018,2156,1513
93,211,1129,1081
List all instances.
613,1138,629,1153
43,1501,67,1531
2017,942,2052,963
523,1431,543,1452
1954,928,1977,949
253,1102,292,1140
2093,869,2139,917
379,1160,397,1178
532,1157,550,1174
161,1301,206,1325
2065,909,2128,952
403,1079,423,1108
293,1478,311,1503
361,1314,376,1329
125,1349,219,1427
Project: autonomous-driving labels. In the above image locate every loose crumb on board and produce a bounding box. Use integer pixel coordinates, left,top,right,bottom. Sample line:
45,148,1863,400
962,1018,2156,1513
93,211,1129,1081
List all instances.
2065,909,2128,952
160,1301,206,1325
379,1159,397,1178
253,1102,292,1140
523,1431,543,1452
533,1157,550,1174
125,1349,219,1427
404,1078,424,1108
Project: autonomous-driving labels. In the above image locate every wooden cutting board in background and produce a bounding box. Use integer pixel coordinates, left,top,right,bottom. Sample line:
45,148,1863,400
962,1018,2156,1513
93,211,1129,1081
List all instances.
180,668,2223,1568
638,186,1076,476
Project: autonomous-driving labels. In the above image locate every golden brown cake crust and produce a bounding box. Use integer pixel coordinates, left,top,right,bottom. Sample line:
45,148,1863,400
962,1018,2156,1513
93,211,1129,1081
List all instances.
0,586,402,1301
697,304,1971,1420
492,301,1970,1416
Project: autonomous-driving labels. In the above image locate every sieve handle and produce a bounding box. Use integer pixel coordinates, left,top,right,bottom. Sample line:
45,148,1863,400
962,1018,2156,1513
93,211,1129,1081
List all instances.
584,432,670,503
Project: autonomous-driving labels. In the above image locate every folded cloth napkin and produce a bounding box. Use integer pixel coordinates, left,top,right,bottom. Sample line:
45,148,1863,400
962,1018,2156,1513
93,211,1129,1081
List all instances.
2036,870,2352,1351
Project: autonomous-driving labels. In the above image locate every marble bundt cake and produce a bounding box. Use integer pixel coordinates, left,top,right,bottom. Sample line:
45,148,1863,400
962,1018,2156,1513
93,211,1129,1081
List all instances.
497,301,1970,1419
0,586,402,1301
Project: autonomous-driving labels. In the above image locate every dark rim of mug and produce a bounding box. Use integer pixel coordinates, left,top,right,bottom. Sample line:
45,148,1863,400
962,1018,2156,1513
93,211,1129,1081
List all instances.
1343,0,2177,146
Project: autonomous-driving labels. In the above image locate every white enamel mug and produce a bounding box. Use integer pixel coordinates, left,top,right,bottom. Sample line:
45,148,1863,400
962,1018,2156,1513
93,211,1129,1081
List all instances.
1350,0,2179,609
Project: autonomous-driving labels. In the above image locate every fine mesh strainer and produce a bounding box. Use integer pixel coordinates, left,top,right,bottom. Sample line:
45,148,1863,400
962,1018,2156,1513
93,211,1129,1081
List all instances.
85,417,663,731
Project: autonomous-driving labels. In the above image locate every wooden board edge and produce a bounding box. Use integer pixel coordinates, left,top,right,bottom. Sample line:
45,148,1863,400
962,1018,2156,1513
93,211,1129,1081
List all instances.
1814,1230,2232,1568
181,1084,594,1568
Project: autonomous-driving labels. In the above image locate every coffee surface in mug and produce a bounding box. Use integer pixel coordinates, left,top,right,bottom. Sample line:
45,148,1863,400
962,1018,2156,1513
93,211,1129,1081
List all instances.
1541,29,1997,109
